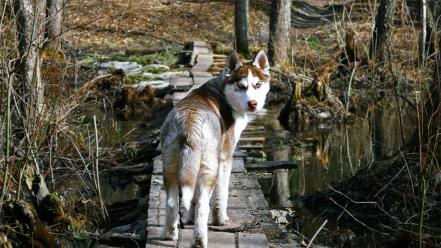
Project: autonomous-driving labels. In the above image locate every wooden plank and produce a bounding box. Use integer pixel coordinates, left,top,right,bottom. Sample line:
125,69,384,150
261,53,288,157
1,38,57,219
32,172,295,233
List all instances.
238,233,268,248
232,157,245,173
212,61,225,67
191,71,213,77
146,226,235,248
243,126,265,131
236,144,264,150
245,161,298,171
172,92,187,105
238,137,265,143
240,131,266,137
233,150,247,157
213,59,226,63
194,46,211,55
193,41,208,47
146,172,267,227
213,54,227,59
152,156,162,174
153,156,245,174
193,76,214,85
169,76,193,90
193,54,214,71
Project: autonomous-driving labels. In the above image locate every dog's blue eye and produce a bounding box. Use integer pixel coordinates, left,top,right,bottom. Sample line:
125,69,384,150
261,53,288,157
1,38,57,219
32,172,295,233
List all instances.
255,82,262,89
236,81,247,90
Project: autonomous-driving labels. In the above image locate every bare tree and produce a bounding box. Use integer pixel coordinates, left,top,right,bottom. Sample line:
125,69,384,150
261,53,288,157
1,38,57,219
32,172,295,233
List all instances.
370,0,396,62
235,0,249,55
422,3,441,151
268,0,291,66
421,0,427,67
46,0,64,50
14,0,47,124
424,0,441,60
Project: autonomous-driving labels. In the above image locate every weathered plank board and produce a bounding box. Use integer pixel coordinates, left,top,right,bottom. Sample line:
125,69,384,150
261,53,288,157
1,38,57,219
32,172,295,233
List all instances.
172,92,187,105
169,76,193,90
213,54,227,59
238,137,265,143
245,160,298,171
238,233,269,248
243,126,265,132
146,226,235,248
152,156,245,175
192,54,214,72
236,144,264,150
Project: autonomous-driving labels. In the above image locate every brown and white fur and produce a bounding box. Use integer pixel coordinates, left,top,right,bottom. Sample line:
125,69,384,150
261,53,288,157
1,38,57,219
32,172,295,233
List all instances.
160,51,270,247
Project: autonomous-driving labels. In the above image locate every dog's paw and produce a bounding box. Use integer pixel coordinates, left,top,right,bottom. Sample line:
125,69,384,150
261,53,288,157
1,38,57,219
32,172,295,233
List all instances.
160,227,178,240
212,215,230,226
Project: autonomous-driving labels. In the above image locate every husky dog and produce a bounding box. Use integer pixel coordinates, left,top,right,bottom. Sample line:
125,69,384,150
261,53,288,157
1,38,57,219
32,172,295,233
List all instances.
160,50,270,247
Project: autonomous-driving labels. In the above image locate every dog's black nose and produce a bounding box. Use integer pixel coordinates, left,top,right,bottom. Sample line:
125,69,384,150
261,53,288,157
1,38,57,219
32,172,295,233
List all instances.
248,100,257,110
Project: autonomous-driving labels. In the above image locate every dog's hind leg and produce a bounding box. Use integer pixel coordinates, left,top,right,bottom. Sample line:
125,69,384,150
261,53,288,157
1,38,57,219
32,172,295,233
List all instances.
212,156,233,226
179,145,201,225
192,154,218,248
161,156,179,241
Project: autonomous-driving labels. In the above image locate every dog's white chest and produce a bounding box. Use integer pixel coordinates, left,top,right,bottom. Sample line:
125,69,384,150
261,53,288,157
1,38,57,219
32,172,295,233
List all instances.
233,113,248,146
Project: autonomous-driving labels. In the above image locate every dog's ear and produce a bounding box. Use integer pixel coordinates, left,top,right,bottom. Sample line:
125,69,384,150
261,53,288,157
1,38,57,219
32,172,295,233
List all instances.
224,52,242,75
253,50,270,75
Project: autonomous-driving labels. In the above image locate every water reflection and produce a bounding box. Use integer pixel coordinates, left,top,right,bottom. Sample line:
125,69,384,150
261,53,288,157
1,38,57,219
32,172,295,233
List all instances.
254,103,411,207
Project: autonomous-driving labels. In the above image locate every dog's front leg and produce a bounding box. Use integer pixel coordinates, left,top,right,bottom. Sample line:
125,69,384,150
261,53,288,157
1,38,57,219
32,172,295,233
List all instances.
212,155,232,226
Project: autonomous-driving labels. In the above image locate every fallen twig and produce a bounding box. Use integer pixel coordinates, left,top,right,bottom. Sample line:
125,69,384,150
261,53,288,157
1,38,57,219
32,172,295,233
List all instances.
329,197,390,235
306,219,328,248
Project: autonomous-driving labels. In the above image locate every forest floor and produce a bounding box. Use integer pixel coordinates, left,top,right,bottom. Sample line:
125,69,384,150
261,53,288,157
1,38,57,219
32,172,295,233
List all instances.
66,0,269,54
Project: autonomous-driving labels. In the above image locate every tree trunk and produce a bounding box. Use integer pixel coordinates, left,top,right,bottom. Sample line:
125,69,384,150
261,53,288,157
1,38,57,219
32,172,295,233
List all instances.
420,0,427,67
370,0,396,62
425,0,441,59
45,0,64,50
14,0,47,132
423,22,441,151
268,0,292,66
235,0,249,55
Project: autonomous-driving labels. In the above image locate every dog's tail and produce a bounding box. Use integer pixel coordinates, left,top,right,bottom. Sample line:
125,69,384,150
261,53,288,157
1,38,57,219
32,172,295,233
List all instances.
177,143,201,246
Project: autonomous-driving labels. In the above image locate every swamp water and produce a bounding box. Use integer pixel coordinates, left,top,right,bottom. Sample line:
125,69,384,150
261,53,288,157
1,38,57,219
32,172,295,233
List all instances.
250,102,414,246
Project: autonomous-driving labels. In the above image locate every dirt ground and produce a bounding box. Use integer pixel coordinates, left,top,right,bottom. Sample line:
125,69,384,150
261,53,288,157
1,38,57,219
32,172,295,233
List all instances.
66,0,269,53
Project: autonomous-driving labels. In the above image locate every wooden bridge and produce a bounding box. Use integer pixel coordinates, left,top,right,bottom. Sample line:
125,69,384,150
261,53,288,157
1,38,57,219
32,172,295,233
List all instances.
145,42,298,247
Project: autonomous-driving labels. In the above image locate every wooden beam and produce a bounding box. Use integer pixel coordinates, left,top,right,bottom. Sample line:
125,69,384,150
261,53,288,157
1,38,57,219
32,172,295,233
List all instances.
245,160,297,171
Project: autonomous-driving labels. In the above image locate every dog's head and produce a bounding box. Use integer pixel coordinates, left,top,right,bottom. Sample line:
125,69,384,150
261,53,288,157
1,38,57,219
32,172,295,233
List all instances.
222,51,270,113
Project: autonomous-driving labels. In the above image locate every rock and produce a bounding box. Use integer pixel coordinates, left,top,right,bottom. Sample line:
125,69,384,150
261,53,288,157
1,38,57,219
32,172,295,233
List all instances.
97,61,142,74
138,80,169,90
316,111,332,119
142,72,154,78
435,172,441,186
144,64,170,71
156,70,188,79
270,209,292,224
38,193,64,224
99,220,146,245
